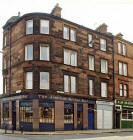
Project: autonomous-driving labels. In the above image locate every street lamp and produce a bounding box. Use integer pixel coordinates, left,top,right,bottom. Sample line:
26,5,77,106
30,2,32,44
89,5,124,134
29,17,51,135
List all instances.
132,112,133,129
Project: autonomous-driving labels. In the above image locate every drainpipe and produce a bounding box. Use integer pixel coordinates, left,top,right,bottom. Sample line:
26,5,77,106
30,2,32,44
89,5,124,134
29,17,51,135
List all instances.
112,36,116,129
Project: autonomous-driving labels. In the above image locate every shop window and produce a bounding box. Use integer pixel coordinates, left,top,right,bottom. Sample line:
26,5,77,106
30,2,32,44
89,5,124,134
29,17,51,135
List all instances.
20,101,33,123
25,44,33,61
88,34,93,47
40,44,49,61
64,49,77,66
77,104,83,126
26,72,33,89
119,62,127,76
122,108,133,120
40,72,49,89
26,20,33,35
40,19,49,34
64,75,76,93
101,59,108,74
39,102,54,123
88,55,94,71
3,102,9,121
64,103,74,124
100,38,106,51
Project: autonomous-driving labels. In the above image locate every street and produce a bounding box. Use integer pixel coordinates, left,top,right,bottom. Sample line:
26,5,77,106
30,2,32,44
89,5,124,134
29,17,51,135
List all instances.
0,132,133,140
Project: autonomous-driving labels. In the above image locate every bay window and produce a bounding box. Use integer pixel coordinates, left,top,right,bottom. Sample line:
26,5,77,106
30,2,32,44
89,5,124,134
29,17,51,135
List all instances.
40,19,49,34
40,44,49,61
26,72,33,89
26,20,33,34
25,44,33,61
40,72,49,89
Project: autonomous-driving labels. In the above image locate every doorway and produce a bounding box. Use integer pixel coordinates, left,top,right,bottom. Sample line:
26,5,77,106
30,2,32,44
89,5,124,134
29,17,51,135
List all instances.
116,112,121,129
12,101,16,130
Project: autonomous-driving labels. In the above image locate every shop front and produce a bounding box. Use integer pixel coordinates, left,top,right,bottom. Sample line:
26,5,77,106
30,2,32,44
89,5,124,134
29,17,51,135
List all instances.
96,100,114,129
0,94,96,131
115,99,133,129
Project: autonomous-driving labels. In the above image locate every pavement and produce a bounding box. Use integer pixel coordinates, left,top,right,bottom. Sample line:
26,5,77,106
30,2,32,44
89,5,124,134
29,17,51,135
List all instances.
0,128,133,135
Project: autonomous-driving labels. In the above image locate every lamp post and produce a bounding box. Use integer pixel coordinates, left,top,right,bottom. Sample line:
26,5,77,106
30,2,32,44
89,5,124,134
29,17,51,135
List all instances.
132,112,133,129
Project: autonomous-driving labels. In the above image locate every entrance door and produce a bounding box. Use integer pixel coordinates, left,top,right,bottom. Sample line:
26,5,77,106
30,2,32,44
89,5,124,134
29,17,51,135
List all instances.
116,112,120,129
12,101,16,130
88,110,94,129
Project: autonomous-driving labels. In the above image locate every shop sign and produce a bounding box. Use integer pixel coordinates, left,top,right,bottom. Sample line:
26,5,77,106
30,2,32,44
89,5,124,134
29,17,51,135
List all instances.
116,100,133,107
96,100,114,105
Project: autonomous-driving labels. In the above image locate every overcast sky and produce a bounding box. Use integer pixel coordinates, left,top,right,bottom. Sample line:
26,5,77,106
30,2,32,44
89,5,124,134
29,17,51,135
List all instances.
0,0,133,94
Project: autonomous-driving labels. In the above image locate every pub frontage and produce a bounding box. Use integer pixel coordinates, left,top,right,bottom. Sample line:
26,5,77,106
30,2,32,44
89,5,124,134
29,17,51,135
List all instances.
0,93,96,131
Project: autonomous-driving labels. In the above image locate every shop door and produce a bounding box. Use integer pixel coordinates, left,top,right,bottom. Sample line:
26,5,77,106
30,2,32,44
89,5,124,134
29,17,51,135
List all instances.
12,101,16,130
88,110,94,129
116,112,120,128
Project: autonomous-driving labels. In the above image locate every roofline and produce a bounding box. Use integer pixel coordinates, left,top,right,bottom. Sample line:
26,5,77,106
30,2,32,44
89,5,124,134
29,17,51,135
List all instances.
3,12,113,39
114,36,133,45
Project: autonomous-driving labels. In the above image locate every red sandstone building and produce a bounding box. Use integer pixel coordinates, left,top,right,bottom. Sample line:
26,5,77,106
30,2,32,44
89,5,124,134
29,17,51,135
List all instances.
0,4,132,131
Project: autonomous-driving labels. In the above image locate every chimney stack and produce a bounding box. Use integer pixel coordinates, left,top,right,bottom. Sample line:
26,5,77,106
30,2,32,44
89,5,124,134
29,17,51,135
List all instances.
51,3,62,18
116,33,123,39
96,23,108,33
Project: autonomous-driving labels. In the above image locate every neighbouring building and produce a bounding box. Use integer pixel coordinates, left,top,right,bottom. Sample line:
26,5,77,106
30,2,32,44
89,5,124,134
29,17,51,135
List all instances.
0,4,132,131
114,34,133,129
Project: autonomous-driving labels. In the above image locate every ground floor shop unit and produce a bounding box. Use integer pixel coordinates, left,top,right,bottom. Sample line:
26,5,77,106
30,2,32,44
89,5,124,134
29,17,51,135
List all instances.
96,100,114,129
0,94,96,131
115,99,133,129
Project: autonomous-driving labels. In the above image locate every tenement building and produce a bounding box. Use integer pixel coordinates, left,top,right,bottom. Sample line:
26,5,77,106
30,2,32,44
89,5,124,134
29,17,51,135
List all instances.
0,4,132,131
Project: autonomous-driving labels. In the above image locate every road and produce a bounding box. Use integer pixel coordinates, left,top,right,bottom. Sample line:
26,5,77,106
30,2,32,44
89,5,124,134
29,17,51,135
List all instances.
0,132,133,140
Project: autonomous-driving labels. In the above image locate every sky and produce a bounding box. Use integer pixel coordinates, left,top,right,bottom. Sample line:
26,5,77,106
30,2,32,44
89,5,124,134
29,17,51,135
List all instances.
0,0,133,94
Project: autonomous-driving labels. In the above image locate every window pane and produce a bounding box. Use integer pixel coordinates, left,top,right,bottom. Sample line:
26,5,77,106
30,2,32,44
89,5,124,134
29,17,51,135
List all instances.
119,84,123,96
123,63,127,76
64,49,70,65
119,62,122,75
40,72,49,89
89,55,94,71
64,27,69,40
71,51,77,66
64,75,69,92
101,59,108,73
40,20,49,34
89,79,94,95
100,39,106,51
25,45,33,60
4,79,6,94
40,45,49,61
124,84,127,97
101,82,107,97
123,44,126,56
71,76,76,93
88,34,93,47
4,35,7,46
26,72,33,89
70,29,76,42
118,43,122,54
26,20,33,34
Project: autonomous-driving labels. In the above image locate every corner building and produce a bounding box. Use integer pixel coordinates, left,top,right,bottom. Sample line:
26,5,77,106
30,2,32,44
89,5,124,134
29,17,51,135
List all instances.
0,5,114,131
